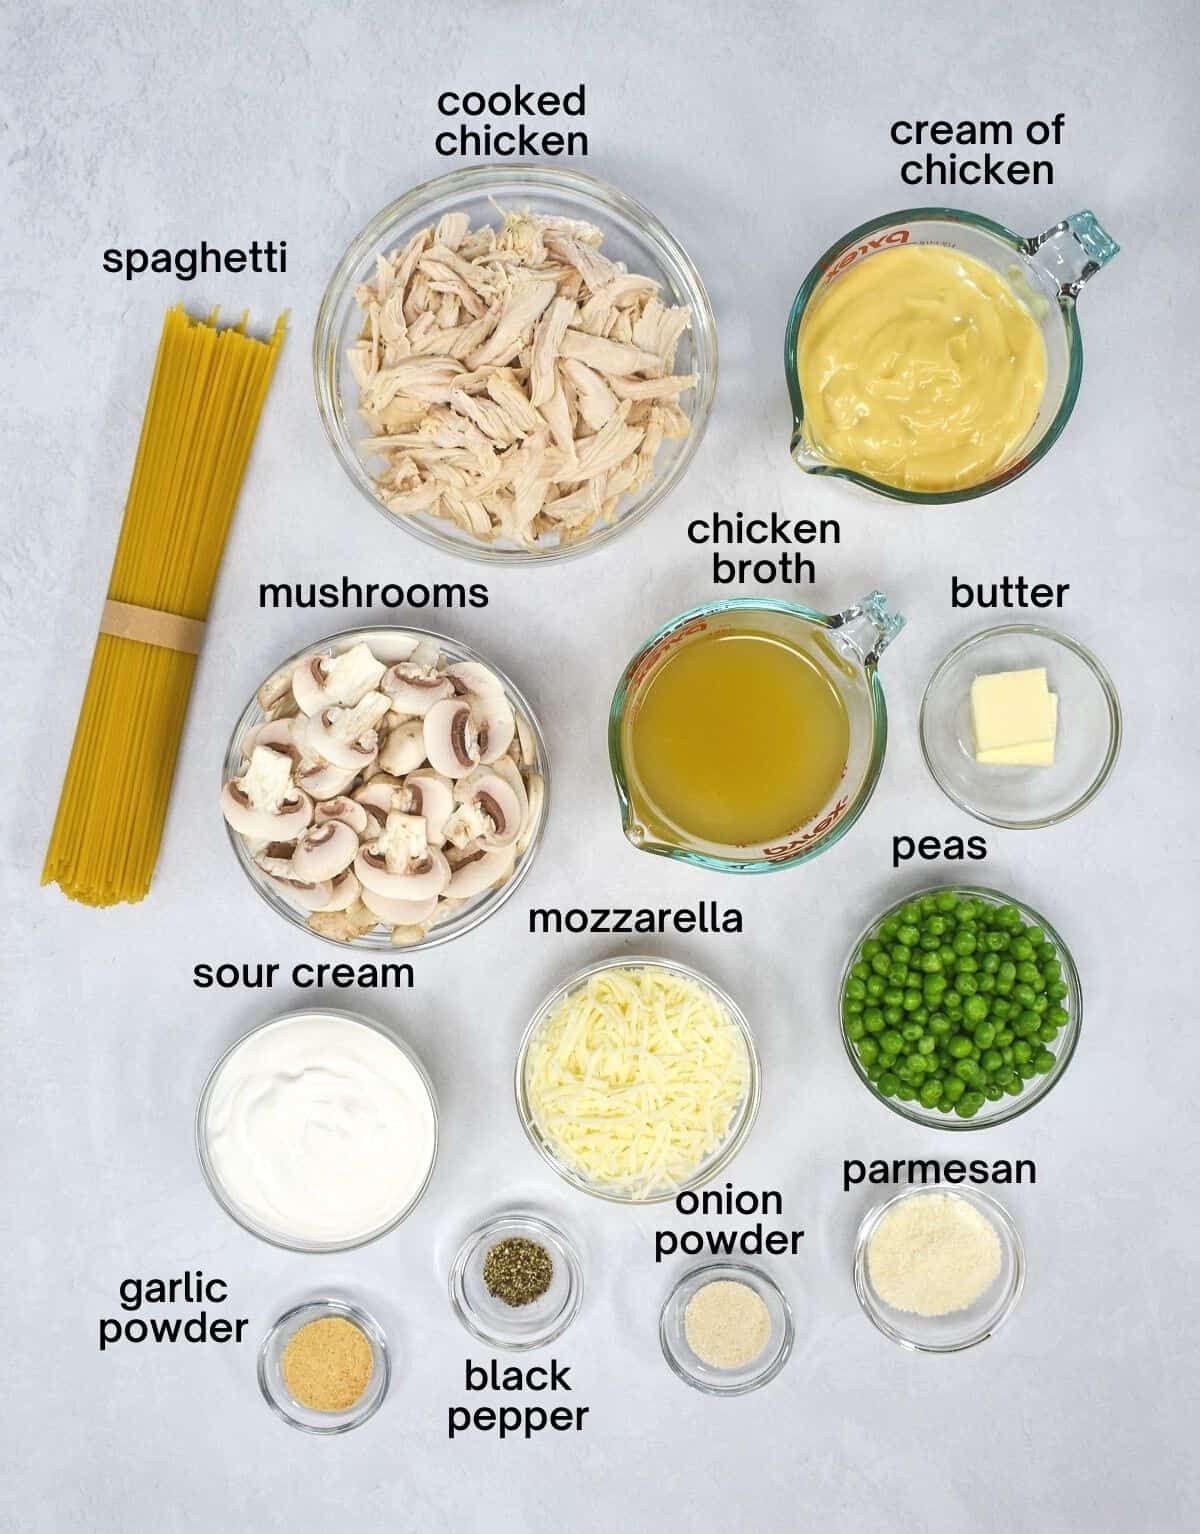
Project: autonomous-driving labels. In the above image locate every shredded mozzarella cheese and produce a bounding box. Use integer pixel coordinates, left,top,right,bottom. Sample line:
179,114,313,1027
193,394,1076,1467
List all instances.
524,966,750,1199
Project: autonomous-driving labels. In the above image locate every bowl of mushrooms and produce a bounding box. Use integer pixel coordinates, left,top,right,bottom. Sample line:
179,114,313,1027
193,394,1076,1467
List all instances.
314,164,717,563
220,627,548,950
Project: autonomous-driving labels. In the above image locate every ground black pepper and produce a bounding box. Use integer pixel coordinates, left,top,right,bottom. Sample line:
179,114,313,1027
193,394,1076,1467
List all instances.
483,1236,554,1307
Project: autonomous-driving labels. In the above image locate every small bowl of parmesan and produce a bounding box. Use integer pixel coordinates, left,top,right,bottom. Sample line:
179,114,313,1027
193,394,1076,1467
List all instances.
515,957,760,1203
853,1185,1025,1352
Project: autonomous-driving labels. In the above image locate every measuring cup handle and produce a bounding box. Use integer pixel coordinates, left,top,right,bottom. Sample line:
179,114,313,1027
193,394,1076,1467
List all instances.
830,591,906,667
1028,211,1120,299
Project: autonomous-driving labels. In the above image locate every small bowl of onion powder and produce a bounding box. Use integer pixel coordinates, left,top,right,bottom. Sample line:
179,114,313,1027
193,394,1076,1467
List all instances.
659,1263,794,1396
854,1184,1025,1352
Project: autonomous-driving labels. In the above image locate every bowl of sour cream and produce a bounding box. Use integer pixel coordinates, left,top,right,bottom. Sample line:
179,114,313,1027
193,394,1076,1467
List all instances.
196,1009,439,1251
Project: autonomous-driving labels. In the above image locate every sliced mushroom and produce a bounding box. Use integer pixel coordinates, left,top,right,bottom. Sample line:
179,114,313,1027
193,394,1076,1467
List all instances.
292,643,386,715
381,661,455,715
352,776,404,829
452,763,528,850
313,797,371,837
355,810,451,901
295,759,361,802
316,868,362,912
253,848,334,912
304,691,390,770
402,768,455,847
424,697,479,778
256,659,298,715
359,887,440,925
378,717,428,776
516,772,545,855
291,820,359,882
446,661,516,762
445,841,517,897
220,746,313,840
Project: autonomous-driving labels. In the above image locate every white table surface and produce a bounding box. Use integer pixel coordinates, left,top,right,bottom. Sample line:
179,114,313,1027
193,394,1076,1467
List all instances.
4,1,1198,1529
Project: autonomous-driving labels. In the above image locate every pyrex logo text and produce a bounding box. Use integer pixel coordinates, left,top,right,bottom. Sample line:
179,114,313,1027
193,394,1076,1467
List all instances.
823,228,910,282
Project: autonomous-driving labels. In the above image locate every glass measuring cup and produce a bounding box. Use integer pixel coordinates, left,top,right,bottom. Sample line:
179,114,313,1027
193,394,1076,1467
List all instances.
608,592,904,873
785,208,1120,503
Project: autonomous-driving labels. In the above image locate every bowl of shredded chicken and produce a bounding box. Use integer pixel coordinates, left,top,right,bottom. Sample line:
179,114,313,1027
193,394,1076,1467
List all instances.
315,166,717,562
516,958,759,1202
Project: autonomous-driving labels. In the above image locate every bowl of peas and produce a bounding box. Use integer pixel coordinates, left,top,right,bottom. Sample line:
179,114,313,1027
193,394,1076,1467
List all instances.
840,885,1081,1128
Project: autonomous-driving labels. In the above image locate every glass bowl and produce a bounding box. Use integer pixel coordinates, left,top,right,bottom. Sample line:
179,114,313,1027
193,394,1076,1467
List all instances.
659,1262,794,1395
448,1213,583,1351
840,885,1081,1130
258,1298,390,1433
853,1185,1025,1352
195,1009,439,1253
314,164,717,564
785,207,1119,503
920,624,1121,829
515,955,760,1204
222,624,549,952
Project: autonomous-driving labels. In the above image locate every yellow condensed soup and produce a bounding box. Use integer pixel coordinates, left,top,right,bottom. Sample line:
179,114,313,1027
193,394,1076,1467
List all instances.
798,245,1046,493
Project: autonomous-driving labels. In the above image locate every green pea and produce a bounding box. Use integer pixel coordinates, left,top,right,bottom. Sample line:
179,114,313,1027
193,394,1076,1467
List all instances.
917,1035,937,1055
928,1014,952,1037
964,996,989,1024
947,1035,973,1059
977,973,996,995
1012,1041,1033,1064
954,1059,980,1084
1016,962,1043,987
1033,1049,1056,1074
919,894,938,914
919,952,943,974
845,1016,865,1040
895,1085,917,1102
880,1030,904,1054
901,1022,924,1042
883,1007,902,1025
1038,1023,1058,1044
856,1039,879,1067
955,1092,985,1118
862,938,882,959
866,974,886,998
955,955,979,974
957,974,979,996
903,990,922,1012
919,933,940,952
981,952,1000,973
1017,1061,1037,1081
984,930,1008,952
1048,981,1069,1001
879,918,900,941
936,891,957,912
943,990,963,1013
984,1083,1003,1102
1045,1006,1068,1029
878,1072,899,1096
871,953,891,976
1012,937,1034,961
1003,1076,1025,1096
920,1080,943,1107
991,1000,1012,1022
995,1028,1014,1047
942,1076,966,1103
897,924,920,947
1042,960,1062,983
953,931,977,956
992,1064,1015,1086
844,1001,863,1018
905,1053,927,1076
981,1048,1003,1072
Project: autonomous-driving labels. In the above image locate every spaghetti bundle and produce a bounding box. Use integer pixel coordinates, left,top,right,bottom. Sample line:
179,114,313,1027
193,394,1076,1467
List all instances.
43,305,285,906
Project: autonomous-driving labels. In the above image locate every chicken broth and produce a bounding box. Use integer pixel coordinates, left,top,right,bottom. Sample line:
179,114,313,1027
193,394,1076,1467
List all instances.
623,629,850,848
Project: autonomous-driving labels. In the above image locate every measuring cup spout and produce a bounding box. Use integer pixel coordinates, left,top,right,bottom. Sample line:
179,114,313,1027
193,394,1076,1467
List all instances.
789,425,829,473
829,591,905,668
1028,211,1120,299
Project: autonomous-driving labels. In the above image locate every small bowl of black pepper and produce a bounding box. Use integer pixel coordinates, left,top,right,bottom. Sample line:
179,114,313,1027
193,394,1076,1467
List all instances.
449,1213,583,1351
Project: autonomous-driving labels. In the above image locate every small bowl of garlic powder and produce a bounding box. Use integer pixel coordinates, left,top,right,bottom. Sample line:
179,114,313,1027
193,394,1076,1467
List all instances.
854,1185,1025,1352
659,1263,794,1395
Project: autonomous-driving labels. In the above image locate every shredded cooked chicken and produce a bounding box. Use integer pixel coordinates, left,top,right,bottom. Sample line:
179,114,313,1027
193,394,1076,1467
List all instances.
348,205,694,548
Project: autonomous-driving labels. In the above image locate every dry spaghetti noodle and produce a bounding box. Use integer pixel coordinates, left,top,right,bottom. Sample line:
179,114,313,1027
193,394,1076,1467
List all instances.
43,305,285,906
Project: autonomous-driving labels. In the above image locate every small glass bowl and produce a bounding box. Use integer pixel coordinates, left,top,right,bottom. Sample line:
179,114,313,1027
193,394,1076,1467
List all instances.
258,1298,390,1433
449,1213,583,1351
196,1009,439,1253
840,885,1081,1131
222,624,549,952
853,1185,1025,1352
515,956,761,1204
659,1262,794,1396
313,164,717,564
920,624,1121,829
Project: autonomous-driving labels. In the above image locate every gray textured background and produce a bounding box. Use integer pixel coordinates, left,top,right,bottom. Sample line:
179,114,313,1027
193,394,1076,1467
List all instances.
3,1,1198,1529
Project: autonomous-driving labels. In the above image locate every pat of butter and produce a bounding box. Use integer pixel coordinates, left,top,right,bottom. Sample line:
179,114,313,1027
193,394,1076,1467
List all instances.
976,696,1058,766
970,667,1056,754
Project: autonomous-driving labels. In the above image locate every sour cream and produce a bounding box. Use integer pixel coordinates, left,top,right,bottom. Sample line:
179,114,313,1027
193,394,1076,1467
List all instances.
201,1011,437,1247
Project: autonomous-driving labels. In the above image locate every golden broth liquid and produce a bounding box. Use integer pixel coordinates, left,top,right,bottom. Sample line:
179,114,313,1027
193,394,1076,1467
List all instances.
624,629,850,847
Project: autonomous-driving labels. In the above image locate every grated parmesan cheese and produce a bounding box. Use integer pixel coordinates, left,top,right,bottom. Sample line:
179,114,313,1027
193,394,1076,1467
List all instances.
524,965,750,1199
867,1192,1002,1317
